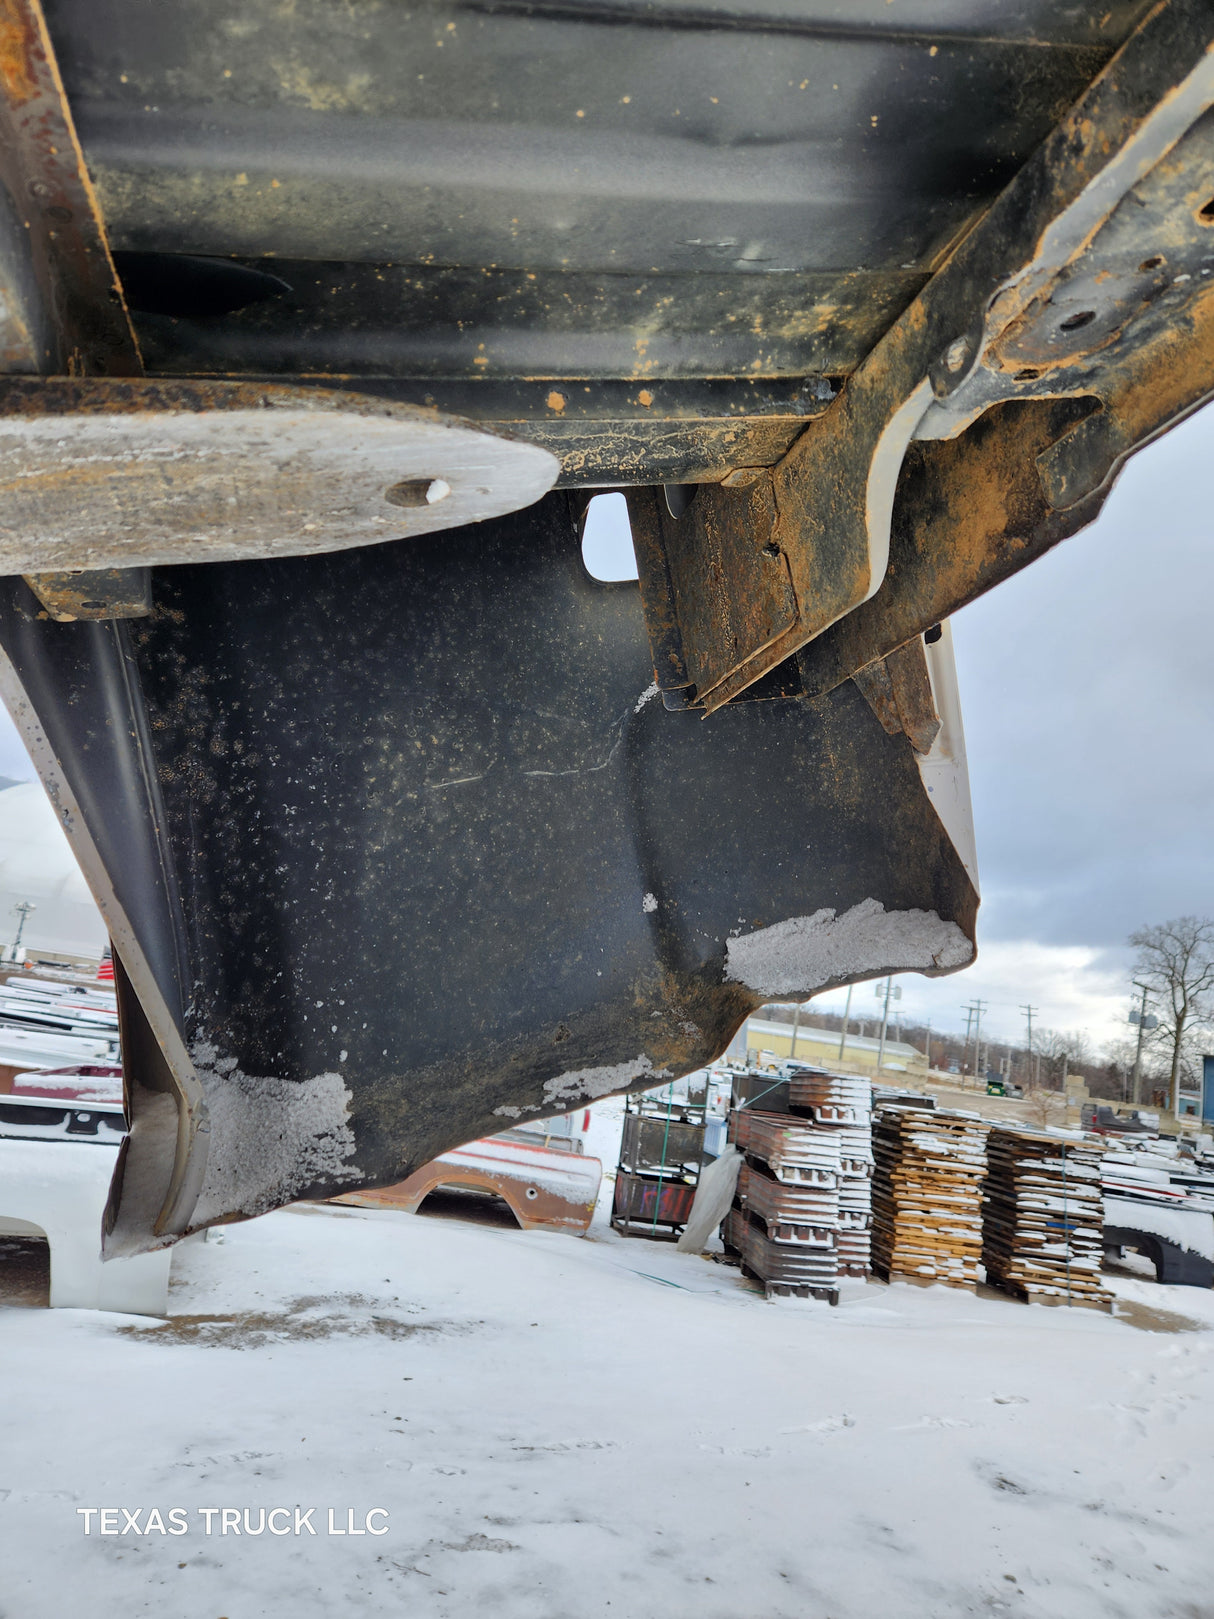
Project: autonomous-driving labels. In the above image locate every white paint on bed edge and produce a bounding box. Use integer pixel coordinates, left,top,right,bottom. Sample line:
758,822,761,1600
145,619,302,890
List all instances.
190,1043,363,1223
543,1054,668,1109
723,897,973,997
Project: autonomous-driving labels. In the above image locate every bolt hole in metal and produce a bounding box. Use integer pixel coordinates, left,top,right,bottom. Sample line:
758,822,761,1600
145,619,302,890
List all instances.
1138,255,1165,271
1058,309,1096,332
943,336,971,373
525,1187,539,1200
580,491,639,582
383,478,451,508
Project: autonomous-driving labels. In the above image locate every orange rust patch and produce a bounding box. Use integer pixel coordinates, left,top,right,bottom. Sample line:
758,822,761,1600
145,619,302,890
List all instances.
0,2,40,107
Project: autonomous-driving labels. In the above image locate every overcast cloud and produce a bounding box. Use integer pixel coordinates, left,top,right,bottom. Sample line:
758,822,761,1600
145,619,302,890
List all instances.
828,399,1214,1051
2,402,1212,1054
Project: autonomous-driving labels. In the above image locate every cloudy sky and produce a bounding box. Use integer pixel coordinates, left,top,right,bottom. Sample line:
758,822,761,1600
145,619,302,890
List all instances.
810,399,1214,1056
3,403,1213,1056
591,407,1214,1056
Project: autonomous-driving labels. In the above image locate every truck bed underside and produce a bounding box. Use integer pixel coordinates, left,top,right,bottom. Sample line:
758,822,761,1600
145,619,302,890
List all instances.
0,0,1207,1248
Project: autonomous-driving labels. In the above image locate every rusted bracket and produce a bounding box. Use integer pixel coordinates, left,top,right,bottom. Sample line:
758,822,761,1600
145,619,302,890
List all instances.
21,567,152,621
853,638,941,757
0,0,140,374
625,480,797,705
635,0,1214,712
0,0,151,616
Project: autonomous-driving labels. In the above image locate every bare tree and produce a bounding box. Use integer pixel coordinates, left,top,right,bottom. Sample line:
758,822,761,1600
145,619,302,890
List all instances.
1033,1027,1091,1089
1023,1087,1067,1129
1065,1028,1092,1069
1128,916,1214,1116
1102,1035,1139,1103
1031,1028,1064,1088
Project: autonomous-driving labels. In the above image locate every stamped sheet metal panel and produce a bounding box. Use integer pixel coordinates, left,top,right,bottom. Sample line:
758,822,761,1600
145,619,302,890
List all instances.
0,494,977,1246
37,0,1148,401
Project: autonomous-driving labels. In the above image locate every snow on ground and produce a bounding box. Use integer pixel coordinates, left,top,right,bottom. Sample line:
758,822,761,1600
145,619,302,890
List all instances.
3,1172,1214,1618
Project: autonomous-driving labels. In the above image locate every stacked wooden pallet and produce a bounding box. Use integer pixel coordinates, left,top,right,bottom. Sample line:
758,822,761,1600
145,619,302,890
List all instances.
872,1107,988,1290
983,1127,1111,1311
727,1109,841,1300
789,1070,873,1275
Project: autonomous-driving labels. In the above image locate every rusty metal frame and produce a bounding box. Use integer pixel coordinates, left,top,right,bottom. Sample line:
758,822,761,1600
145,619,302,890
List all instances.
2,0,1213,1255
635,0,1214,711
0,0,146,622
0,0,138,375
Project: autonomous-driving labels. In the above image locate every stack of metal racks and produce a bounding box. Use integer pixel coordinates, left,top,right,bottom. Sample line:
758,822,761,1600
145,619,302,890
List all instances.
788,1069,874,1276
726,1109,842,1302
983,1127,1112,1311
872,1107,989,1290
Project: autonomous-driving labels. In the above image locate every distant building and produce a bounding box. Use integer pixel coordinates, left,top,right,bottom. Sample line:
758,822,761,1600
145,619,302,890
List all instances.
740,1016,928,1076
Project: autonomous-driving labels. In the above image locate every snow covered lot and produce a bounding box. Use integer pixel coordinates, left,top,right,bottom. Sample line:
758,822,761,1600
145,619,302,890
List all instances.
3,1185,1214,1618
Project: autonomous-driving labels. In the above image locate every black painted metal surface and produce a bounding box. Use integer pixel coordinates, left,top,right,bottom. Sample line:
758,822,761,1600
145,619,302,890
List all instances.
5,0,1212,1252
0,494,976,1236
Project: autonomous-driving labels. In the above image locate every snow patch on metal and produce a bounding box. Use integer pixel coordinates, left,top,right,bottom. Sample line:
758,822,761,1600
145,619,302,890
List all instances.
542,1054,668,1110
1104,1194,1214,1261
190,1043,363,1224
724,897,973,997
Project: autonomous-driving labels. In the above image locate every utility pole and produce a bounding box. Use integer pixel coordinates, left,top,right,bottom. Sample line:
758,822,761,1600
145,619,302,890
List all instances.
974,1002,987,1084
1129,980,1154,1106
1021,1004,1037,1090
923,1016,933,1073
837,983,854,1062
10,900,34,961
876,977,900,1074
964,1000,988,1087
964,1003,984,1081
790,1001,801,1058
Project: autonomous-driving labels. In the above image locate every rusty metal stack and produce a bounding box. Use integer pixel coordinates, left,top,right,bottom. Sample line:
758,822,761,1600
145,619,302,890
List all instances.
872,1107,989,1290
983,1127,1112,1311
735,1155,840,1235
788,1070,874,1276
722,1206,840,1298
726,1109,842,1301
611,1092,706,1239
